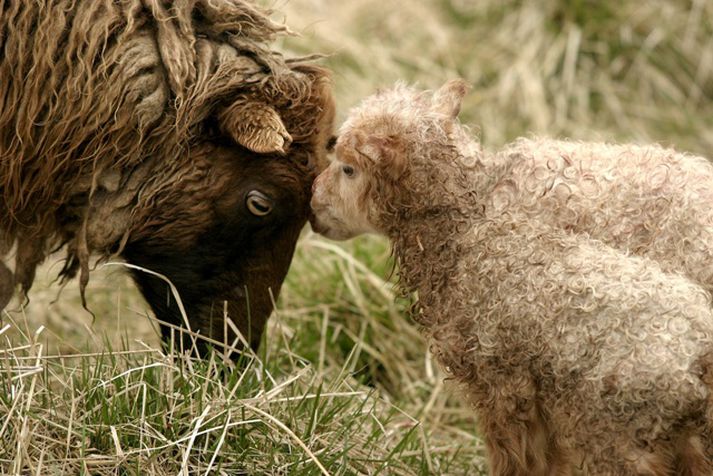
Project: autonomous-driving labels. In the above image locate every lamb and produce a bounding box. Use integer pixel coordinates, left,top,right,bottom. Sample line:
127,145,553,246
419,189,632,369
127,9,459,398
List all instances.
310,80,713,474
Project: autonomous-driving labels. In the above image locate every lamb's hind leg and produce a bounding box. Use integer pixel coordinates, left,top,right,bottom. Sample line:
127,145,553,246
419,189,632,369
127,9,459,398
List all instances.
673,434,713,476
579,422,706,475
477,392,570,476
676,355,713,475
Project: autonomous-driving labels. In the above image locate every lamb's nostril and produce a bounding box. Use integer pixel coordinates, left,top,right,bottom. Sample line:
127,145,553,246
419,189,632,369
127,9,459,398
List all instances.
312,175,324,195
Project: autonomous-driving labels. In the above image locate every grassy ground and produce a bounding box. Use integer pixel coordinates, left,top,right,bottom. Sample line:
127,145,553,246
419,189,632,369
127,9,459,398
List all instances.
2,0,712,474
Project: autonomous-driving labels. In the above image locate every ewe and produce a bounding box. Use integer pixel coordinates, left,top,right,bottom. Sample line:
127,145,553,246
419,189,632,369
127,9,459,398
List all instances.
0,0,335,353
311,80,713,475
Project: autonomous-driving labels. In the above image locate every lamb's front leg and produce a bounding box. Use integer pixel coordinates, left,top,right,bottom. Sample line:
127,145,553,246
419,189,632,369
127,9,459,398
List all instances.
472,380,571,476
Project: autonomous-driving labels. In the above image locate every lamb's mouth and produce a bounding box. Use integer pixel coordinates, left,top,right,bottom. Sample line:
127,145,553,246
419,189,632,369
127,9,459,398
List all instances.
308,208,332,235
309,209,349,239
308,212,326,234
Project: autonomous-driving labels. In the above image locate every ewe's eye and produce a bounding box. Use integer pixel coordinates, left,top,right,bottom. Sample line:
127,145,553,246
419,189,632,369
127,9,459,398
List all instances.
246,190,273,216
342,165,355,177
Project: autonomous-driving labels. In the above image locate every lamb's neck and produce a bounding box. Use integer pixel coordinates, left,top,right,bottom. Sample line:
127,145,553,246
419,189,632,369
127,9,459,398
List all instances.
388,212,466,306
384,144,510,315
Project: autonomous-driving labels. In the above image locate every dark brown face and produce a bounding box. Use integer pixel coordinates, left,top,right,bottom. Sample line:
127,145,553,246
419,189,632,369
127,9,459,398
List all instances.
121,143,316,355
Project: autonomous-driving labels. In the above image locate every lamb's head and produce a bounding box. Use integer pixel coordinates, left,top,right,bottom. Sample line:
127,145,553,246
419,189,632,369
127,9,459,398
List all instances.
311,79,470,240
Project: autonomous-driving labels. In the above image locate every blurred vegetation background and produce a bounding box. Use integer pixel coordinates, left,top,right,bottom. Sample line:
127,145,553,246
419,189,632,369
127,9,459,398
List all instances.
281,0,713,154
2,0,712,474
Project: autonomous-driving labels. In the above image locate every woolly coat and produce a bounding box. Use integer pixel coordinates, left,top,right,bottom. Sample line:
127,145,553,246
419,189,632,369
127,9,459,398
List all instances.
493,138,713,297
397,208,713,474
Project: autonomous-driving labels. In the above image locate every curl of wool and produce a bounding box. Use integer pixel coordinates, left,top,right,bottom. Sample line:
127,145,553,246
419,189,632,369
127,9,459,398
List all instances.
0,0,330,300
339,82,713,474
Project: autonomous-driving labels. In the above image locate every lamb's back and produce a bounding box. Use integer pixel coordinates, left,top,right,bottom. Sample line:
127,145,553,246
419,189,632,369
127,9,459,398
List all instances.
488,138,713,295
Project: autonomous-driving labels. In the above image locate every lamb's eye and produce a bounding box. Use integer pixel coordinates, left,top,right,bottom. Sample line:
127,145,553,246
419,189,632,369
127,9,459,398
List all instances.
342,165,355,177
246,190,273,216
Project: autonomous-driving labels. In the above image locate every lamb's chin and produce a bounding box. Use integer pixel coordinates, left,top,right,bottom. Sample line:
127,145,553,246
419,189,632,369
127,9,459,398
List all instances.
308,214,334,237
309,216,354,241
313,225,350,241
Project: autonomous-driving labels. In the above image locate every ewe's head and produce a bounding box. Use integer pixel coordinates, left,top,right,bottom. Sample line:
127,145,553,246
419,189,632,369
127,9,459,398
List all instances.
120,65,336,354
311,79,469,240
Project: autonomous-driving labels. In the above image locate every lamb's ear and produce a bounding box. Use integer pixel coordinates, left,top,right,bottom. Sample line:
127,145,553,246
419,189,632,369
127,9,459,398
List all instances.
219,99,292,154
369,135,407,181
431,79,470,119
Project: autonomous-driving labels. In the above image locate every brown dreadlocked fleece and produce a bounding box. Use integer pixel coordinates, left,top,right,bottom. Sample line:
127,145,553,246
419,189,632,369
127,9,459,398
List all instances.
0,0,335,353
311,81,713,474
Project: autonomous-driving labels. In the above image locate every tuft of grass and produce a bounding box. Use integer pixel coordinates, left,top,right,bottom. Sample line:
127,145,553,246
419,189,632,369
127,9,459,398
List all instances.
2,0,713,473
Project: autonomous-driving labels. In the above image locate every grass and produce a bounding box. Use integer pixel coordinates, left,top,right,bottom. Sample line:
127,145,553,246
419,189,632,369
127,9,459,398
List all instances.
1,321,474,475
1,236,484,475
1,0,712,474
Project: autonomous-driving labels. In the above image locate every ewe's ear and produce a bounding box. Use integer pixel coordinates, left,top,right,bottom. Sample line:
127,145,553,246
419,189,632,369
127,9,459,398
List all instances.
369,135,407,181
219,99,292,154
431,79,470,119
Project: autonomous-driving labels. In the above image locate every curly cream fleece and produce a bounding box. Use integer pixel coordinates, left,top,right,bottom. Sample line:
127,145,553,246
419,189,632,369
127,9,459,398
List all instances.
311,80,713,475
